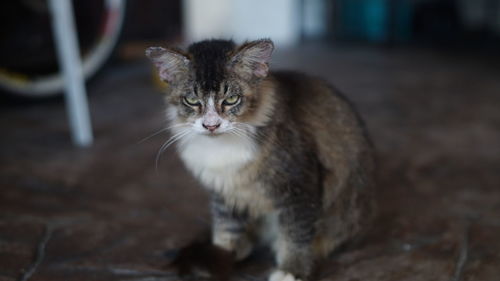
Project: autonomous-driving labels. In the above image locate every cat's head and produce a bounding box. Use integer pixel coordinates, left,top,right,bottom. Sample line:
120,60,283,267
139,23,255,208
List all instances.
146,39,274,136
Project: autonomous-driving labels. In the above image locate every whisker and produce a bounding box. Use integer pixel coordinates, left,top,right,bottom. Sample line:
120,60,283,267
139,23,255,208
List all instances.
231,127,249,138
230,127,256,144
229,129,246,139
228,130,249,143
157,130,189,158
138,128,169,144
155,129,191,171
233,122,257,136
138,123,189,144
232,126,257,141
233,122,277,146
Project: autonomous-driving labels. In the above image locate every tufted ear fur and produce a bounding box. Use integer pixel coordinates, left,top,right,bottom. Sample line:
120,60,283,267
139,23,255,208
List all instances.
229,39,274,80
145,47,190,84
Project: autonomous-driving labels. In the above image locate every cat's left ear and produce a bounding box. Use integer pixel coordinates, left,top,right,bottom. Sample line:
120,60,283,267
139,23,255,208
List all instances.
229,39,274,80
145,47,190,84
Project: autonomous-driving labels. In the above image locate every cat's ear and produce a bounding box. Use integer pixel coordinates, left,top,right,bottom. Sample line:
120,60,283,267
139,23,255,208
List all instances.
145,47,190,84
229,39,274,80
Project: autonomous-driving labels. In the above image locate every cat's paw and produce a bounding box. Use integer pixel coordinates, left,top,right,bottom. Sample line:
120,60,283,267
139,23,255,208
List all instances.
213,232,253,261
234,238,253,261
269,270,302,281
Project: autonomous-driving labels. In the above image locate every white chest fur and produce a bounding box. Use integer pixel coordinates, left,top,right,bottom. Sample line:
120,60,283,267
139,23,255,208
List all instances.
178,133,273,215
178,133,257,189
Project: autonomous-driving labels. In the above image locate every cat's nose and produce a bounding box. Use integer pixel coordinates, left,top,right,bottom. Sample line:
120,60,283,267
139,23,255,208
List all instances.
202,123,220,132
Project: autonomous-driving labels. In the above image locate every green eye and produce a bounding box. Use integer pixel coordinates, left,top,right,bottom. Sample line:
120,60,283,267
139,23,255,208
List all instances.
184,96,200,106
223,95,240,105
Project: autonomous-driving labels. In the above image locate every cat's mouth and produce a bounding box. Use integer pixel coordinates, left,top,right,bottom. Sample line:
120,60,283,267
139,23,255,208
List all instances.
196,128,223,136
204,131,224,137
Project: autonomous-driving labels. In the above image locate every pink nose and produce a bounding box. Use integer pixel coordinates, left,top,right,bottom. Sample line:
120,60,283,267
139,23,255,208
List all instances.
202,123,220,132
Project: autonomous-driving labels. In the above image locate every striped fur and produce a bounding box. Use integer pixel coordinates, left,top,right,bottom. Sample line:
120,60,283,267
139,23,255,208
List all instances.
146,39,375,281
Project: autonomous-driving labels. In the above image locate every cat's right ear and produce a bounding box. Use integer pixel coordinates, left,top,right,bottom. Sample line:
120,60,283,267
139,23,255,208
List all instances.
145,47,190,84
229,39,274,80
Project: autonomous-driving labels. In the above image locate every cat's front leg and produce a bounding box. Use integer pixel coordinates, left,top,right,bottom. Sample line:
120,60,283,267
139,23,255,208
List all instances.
270,243,313,281
211,194,253,261
270,196,320,281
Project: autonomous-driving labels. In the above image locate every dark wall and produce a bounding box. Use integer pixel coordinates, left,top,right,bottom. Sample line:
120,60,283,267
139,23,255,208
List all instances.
121,0,182,41
328,0,500,50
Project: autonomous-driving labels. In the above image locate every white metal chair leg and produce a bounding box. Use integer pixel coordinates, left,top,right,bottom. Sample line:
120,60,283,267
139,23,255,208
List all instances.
49,0,93,147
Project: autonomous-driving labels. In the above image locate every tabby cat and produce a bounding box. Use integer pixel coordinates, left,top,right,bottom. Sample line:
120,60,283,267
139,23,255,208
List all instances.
146,39,375,281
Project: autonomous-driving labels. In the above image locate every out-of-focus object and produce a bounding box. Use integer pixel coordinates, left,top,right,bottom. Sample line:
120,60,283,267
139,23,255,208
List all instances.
330,0,500,46
302,0,329,40
0,0,126,99
48,0,93,147
459,0,500,32
183,0,300,47
332,0,412,43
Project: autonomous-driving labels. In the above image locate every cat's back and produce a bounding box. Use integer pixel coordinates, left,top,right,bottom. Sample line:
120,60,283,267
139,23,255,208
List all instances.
271,70,374,202
271,70,367,143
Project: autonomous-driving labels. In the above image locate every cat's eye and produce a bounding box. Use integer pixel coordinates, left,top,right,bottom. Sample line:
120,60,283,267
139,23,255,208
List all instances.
223,95,240,105
184,96,200,106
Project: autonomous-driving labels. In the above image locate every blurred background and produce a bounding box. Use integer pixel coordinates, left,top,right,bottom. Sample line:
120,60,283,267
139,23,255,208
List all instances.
1,0,499,280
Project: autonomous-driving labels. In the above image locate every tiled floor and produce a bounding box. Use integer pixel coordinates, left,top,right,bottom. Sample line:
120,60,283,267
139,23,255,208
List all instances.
1,46,499,281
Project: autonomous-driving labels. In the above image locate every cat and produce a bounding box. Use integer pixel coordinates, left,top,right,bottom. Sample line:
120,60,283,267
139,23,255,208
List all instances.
146,39,375,281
